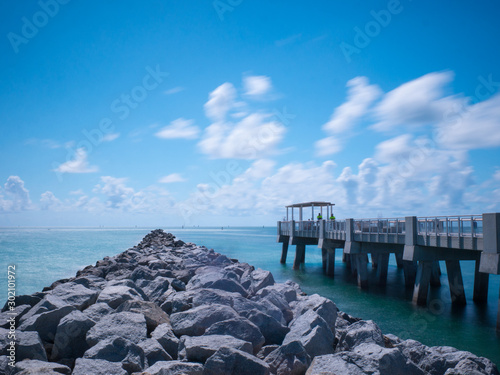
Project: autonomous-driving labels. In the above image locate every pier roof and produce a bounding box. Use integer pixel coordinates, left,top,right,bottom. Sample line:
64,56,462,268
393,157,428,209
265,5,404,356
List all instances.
286,201,334,208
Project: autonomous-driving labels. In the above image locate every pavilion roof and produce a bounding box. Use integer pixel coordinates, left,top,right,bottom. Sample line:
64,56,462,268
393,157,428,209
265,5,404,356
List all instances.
286,201,334,208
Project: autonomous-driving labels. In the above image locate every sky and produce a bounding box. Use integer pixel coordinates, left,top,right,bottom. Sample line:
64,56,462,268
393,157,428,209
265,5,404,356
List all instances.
1,0,500,227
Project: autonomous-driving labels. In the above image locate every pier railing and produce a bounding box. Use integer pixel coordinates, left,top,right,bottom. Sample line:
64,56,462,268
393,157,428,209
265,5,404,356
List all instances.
353,218,405,234
417,215,483,237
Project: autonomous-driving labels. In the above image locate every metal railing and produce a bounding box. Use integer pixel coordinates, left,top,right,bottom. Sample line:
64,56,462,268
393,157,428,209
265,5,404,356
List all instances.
325,220,346,232
353,218,406,234
417,215,483,237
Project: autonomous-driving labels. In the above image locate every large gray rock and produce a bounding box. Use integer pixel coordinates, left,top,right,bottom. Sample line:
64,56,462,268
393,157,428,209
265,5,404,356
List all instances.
82,302,114,322
72,358,127,375
96,285,145,309
18,305,76,343
283,310,334,358
178,334,253,363
204,347,270,375
264,340,311,375
136,360,203,375
187,271,248,297
0,304,31,328
12,359,71,375
445,358,500,375
150,323,179,359
51,310,96,361
233,295,284,325
170,304,239,336
255,281,300,304
307,343,425,375
192,289,239,309
252,289,293,324
160,290,194,314
50,282,99,310
242,269,275,295
337,319,384,351
83,336,146,373
138,338,172,366
86,312,147,347
204,317,265,353
2,294,42,312
18,295,69,325
72,275,107,291
292,294,337,332
136,276,171,303
116,300,169,333
15,331,47,361
241,309,289,345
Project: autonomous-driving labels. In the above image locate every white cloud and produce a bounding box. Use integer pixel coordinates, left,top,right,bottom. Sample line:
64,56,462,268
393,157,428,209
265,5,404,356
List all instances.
0,176,32,212
54,148,98,174
102,133,120,142
164,86,185,95
243,75,272,97
204,83,236,122
198,113,286,159
40,191,62,211
155,118,200,140
159,173,186,183
315,136,343,157
372,71,458,131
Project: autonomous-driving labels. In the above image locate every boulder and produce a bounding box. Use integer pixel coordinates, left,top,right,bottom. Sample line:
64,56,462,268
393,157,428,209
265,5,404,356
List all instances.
82,302,114,322
15,330,48,361
12,360,71,375
257,345,280,360
86,312,147,347
72,275,107,291
204,347,270,375
170,278,186,292
160,291,194,314
242,269,275,295
96,285,145,309
187,271,247,297
135,360,203,375
137,276,171,303
138,338,172,366
51,310,96,361
233,296,285,325
251,289,293,324
336,319,384,351
2,294,42,312
283,310,334,358
292,294,337,333
72,358,127,375
150,323,179,359
255,281,300,304
0,304,31,328
18,295,69,325
241,309,289,345
116,300,169,333
170,304,239,336
178,334,253,363
204,317,265,353
264,340,311,375
50,283,99,310
18,305,76,343
83,336,146,373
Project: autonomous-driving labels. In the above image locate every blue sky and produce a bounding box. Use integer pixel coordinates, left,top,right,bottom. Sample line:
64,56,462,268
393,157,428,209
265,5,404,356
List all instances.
1,0,500,226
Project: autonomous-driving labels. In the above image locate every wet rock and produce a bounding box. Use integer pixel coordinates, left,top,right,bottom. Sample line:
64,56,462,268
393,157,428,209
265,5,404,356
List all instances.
86,312,147,347
178,334,253,363
204,347,270,375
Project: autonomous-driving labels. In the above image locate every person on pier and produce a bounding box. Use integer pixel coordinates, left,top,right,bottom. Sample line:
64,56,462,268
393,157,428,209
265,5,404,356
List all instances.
330,213,335,221
317,213,323,220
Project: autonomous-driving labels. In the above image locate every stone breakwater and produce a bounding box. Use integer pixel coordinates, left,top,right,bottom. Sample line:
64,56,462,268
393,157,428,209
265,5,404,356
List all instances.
0,230,498,375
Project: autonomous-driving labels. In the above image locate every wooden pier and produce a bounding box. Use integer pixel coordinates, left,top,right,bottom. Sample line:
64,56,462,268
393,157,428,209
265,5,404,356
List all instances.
277,202,500,331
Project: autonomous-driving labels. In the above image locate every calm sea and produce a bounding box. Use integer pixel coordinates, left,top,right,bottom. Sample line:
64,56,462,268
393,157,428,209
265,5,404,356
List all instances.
1,227,499,365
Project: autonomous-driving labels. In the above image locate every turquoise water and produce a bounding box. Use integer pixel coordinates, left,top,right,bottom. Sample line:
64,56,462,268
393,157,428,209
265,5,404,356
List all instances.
1,227,499,365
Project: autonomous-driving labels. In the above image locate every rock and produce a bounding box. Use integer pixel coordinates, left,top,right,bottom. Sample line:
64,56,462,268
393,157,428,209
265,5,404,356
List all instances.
50,282,99,310
51,310,96,361
138,338,172,366
137,276,171,303
445,358,499,375
13,360,71,375
0,356,11,375
18,295,69,325
150,323,179,359
82,302,114,322
160,291,194,314
337,319,385,351
204,317,265,354
96,285,145,309
257,345,280,360
178,334,253,363
170,304,239,336
292,294,337,333
136,360,203,375
264,340,311,375
72,275,107,291
15,330,48,361
242,269,275,295
251,289,293,324
18,305,76,343
116,300,170,333
129,266,157,282
83,336,146,373
204,347,270,375
255,281,300,304
86,312,147,347
187,271,248,297
171,278,186,291
241,309,289,345
0,304,31,328
233,296,285,325
192,289,238,308
283,310,334,358
2,294,41,312
72,358,127,375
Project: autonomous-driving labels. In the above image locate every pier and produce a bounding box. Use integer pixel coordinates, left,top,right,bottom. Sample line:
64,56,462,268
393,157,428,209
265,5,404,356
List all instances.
277,202,500,331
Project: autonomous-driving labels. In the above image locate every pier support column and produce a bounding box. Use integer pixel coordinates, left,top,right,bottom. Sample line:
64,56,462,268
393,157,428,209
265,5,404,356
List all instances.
326,249,335,277
344,253,352,270
293,244,305,270
430,261,441,287
412,261,433,305
376,253,390,286
445,260,466,305
321,248,327,272
395,251,404,268
497,287,500,332
355,254,369,289
280,242,289,264
371,253,378,269
403,260,417,287
473,260,489,303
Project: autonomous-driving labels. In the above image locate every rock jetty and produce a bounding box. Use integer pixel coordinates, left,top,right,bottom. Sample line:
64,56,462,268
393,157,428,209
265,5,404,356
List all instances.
1,229,498,374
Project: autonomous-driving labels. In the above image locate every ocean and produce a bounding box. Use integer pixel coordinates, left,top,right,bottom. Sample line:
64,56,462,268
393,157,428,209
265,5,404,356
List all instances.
1,226,499,365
